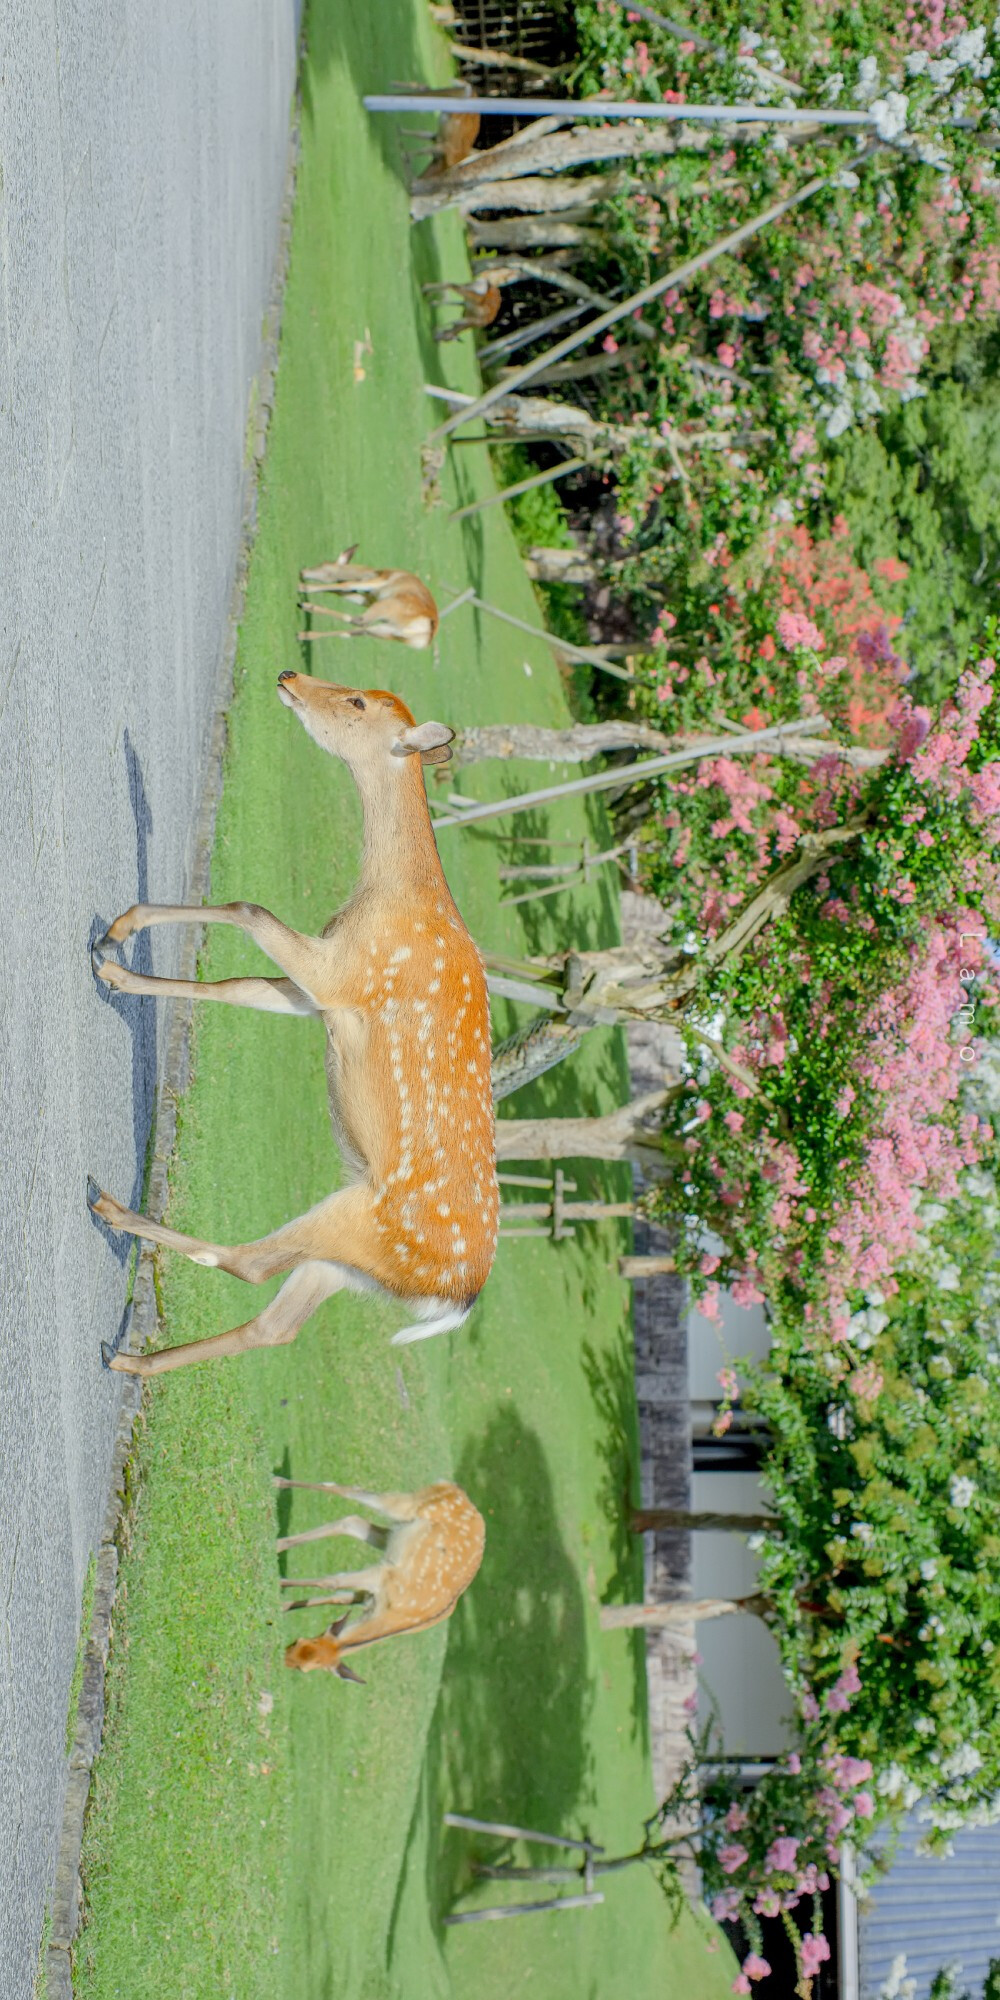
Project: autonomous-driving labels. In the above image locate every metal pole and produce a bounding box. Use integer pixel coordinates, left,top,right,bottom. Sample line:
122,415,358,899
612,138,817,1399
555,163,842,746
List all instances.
444,1812,603,1852
365,94,875,126
444,1893,604,1923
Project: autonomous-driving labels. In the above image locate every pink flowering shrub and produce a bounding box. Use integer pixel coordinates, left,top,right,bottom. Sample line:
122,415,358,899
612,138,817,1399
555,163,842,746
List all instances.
649,651,1000,1348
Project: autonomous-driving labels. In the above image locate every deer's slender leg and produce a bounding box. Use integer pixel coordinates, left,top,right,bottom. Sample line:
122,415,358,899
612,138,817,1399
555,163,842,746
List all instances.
298,600,364,618
273,1476,422,1523
95,903,330,1004
280,1565,384,1594
282,1593,366,1611
103,1259,344,1377
87,1180,372,1284
276,1517,388,1552
92,962,318,1016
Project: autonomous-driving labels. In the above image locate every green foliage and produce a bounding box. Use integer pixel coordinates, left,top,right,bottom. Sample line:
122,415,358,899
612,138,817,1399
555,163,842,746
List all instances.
825,329,1000,704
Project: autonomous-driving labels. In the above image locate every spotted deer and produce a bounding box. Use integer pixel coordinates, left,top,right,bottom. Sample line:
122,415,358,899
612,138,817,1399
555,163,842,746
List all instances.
423,275,503,344
278,1476,485,1681
298,549,439,650
90,676,499,1375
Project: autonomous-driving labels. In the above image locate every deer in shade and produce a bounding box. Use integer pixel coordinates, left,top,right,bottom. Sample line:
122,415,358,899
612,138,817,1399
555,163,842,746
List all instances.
278,1477,485,1681
90,675,499,1374
298,548,439,651
423,274,503,344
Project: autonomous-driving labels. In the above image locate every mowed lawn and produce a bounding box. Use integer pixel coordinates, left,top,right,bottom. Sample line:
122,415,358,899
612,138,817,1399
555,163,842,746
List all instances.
73,5,736,1998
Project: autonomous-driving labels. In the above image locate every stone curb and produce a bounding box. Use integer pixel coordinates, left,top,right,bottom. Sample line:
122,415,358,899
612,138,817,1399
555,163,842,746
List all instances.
45,93,301,2000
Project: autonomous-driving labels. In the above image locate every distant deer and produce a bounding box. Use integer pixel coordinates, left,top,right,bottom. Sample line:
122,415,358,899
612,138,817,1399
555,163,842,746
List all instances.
278,1476,485,1681
90,676,499,1375
402,81,480,179
298,547,438,650
423,275,503,344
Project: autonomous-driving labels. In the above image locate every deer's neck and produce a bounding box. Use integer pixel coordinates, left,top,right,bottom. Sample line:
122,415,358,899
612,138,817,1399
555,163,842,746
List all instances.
355,764,449,902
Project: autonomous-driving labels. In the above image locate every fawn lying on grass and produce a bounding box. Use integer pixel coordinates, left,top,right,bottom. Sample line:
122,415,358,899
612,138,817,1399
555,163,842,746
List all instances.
90,676,499,1375
298,547,439,650
278,1477,485,1681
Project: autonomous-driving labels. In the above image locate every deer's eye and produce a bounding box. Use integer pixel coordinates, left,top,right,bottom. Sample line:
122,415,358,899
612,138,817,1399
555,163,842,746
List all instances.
350,697,366,711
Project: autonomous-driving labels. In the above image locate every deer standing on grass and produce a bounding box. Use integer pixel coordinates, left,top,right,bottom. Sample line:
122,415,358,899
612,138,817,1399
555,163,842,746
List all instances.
402,82,480,179
423,274,503,344
89,676,499,1375
278,1476,485,1681
299,548,439,650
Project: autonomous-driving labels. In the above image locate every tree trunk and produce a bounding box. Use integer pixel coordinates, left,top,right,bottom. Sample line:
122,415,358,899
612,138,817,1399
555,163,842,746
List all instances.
412,172,620,219
524,345,646,391
630,1509,775,1534
619,1253,678,1278
496,1087,677,1167
487,389,655,455
491,1016,585,1102
410,124,696,217
600,1593,770,1630
469,215,606,252
454,720,680,765
525,546,600,585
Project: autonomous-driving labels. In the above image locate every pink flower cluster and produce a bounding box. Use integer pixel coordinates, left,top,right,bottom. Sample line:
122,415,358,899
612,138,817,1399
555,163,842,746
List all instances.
777,607,826,653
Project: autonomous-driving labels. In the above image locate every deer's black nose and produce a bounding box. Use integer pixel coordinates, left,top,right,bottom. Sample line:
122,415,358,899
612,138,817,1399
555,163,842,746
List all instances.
278,670,296,684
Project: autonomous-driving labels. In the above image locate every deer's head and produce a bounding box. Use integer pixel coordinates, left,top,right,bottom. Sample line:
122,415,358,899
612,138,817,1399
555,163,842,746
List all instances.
284,1614,366,1681
277,674,453,773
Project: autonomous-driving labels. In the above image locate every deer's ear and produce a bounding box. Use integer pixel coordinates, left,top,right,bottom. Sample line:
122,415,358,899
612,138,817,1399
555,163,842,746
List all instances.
392,720,455,760
420,742,453,767
336,1660,366,1684
324,1613,351,1639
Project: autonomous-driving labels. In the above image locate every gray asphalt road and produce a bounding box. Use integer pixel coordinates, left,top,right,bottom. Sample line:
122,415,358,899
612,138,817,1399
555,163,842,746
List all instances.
0,6,299,1989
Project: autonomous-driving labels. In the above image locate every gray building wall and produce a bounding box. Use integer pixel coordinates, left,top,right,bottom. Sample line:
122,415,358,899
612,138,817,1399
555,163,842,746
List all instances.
856,1818,1000,2000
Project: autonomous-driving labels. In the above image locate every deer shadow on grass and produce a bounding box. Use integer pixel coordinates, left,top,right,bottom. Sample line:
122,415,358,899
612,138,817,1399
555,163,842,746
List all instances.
422,1406,597,1923
88,730,157,1273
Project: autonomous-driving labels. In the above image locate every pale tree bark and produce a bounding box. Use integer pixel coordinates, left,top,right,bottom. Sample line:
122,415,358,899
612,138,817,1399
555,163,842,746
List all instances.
454,716,885,769
600,1593,770,1630
488,388,657,454
469,215,606,252
496,1086,678,1168
412,171,623,219
524,546,601,584
454,719,681,765
619,1253,678,1278
523,345,647,390
410,122,697,217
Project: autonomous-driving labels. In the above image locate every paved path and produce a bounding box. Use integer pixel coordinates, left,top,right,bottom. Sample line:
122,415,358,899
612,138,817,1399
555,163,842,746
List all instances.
0,6,299,1989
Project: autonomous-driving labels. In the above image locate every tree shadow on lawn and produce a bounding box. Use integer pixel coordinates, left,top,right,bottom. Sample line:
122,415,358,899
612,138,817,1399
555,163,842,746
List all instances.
581,1331,650,1757
423,1406,598,1921
298,0,427,193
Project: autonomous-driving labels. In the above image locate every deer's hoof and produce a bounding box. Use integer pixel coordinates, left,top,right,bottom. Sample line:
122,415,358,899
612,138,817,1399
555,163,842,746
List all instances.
87,1177,104,1213
100,1341,115,1370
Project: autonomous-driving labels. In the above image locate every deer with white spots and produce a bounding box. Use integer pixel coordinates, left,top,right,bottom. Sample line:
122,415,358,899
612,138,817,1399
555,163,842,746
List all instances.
278,1476,485,1682
298,549,439,651
90,675,499,1375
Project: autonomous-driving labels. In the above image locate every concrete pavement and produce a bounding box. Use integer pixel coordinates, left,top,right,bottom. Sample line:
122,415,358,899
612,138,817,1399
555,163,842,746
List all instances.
0,5,300,1989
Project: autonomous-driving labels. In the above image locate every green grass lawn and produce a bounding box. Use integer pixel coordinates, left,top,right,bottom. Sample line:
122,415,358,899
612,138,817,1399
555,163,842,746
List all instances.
74,5,736,1997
